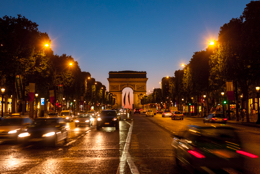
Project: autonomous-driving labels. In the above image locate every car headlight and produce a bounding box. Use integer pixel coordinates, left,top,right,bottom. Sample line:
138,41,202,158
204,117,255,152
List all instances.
75,120,79,123
97,117,102,121
18,132,30,138
85,120,89,122
42,132,55,137
113,118,117,121
66,117,69,119
8,130,18,134
90,118,94,121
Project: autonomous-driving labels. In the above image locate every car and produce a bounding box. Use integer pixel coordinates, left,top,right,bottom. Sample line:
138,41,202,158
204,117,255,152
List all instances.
162,109,173,117
171,111,183,120
134,109,140,114
88,111,97,118
203,113,227,123
18,117,68,146
171,125,257,173
146,110,154,117
157,110,163,114
75,113,94,127
96,110,119,130
60,110,74,122
0,116,33,142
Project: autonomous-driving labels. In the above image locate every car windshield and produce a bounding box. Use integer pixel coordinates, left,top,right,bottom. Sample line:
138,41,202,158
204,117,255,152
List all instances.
0,119,23,126
175,112,181,114
78,114,90,118
101,111,117,117
165,110,171,112
148,110,152,112
61,112,70,116
200,128,239,143
33,119,59,127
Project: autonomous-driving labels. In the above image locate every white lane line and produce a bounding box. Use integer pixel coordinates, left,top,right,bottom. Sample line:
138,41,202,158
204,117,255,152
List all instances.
117,121,139,174
65,130,91,146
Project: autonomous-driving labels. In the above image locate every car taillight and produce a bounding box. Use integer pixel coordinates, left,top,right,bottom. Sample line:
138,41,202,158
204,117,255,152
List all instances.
174,114,175,116
188,150,205,158
236,150,258,158
182,114,183,116
223,118,227,121
211,118,216,120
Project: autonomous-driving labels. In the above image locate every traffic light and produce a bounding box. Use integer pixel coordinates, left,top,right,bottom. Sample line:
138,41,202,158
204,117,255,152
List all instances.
223,100,227,104
189,103,191,106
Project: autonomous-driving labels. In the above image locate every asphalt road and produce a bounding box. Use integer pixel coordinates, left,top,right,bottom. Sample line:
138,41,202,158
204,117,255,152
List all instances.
0,114,259,174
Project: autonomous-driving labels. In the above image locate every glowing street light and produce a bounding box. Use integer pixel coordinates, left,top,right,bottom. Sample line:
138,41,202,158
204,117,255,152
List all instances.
44,43,50,47
166,76,169,79
181,63,185,67
256,87,260,124
1,88,5,117
69,62,73,66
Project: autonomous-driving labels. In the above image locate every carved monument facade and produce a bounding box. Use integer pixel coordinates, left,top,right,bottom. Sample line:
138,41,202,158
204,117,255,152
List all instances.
108,71,147,109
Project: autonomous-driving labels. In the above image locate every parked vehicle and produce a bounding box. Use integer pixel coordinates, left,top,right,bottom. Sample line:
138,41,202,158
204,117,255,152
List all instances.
134,109,140,114
171,111,183,120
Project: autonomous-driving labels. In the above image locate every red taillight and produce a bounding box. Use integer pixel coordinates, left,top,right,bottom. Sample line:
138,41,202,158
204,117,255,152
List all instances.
223,118,227,121
236,150,258,158
188,150,205,158
211,118,216,120
174,114,175,116
182,114,183,116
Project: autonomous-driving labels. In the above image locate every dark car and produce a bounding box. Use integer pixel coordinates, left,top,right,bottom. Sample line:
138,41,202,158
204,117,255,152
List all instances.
75,113,94,127
171,125,257,173
96,110,119,130
203,113,227,123
134,109,140,114
0,116,33,142
18,117,68,146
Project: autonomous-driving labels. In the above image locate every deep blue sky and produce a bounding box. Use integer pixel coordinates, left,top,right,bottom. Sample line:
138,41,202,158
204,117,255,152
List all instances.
1,0,251,93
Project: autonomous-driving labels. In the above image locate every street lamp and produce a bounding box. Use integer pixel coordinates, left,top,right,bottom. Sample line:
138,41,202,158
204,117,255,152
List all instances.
1,88,5,117
62,98,65,110
35,93,38,118
74,99,76,116
221,92,225,117
256,87,260,124
181,63,185,67
203,95,207,116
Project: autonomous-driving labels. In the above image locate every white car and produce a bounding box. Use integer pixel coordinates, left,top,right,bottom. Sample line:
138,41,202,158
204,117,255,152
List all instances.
162,109,173,117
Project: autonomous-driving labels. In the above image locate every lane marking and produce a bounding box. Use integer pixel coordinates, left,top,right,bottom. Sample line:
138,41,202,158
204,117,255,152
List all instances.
117,121,139,174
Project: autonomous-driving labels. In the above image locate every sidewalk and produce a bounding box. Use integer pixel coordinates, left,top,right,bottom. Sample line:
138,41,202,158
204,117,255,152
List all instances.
187,114,260,128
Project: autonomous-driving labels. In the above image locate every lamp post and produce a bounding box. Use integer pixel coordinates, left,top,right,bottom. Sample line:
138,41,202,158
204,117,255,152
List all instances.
35,93,38,118
203,95,207,116
62,98,65,110
221,92,224,117
74,99,76,116
256,87,260,124
1,88,5,117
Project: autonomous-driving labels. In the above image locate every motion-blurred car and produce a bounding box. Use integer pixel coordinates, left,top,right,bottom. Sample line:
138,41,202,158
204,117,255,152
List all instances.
60,110,74,122
18,117,68,146
162,109,173,117
171,111,183,120
171,125,257,173
157,110,163,114
96,110,119,130
0,116,33,142
75,113,94,127
203,113,227,123
134,109,140,114
146,110,154,117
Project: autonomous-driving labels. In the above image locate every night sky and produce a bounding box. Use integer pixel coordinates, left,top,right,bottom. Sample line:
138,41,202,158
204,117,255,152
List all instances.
1,0,251,108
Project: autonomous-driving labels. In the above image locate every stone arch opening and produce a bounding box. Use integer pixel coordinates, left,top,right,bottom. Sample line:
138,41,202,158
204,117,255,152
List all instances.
122,87,133,109
107,71,148,109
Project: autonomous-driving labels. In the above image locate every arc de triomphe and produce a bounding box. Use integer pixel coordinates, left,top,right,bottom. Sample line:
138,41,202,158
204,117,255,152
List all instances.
107,71,147,109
